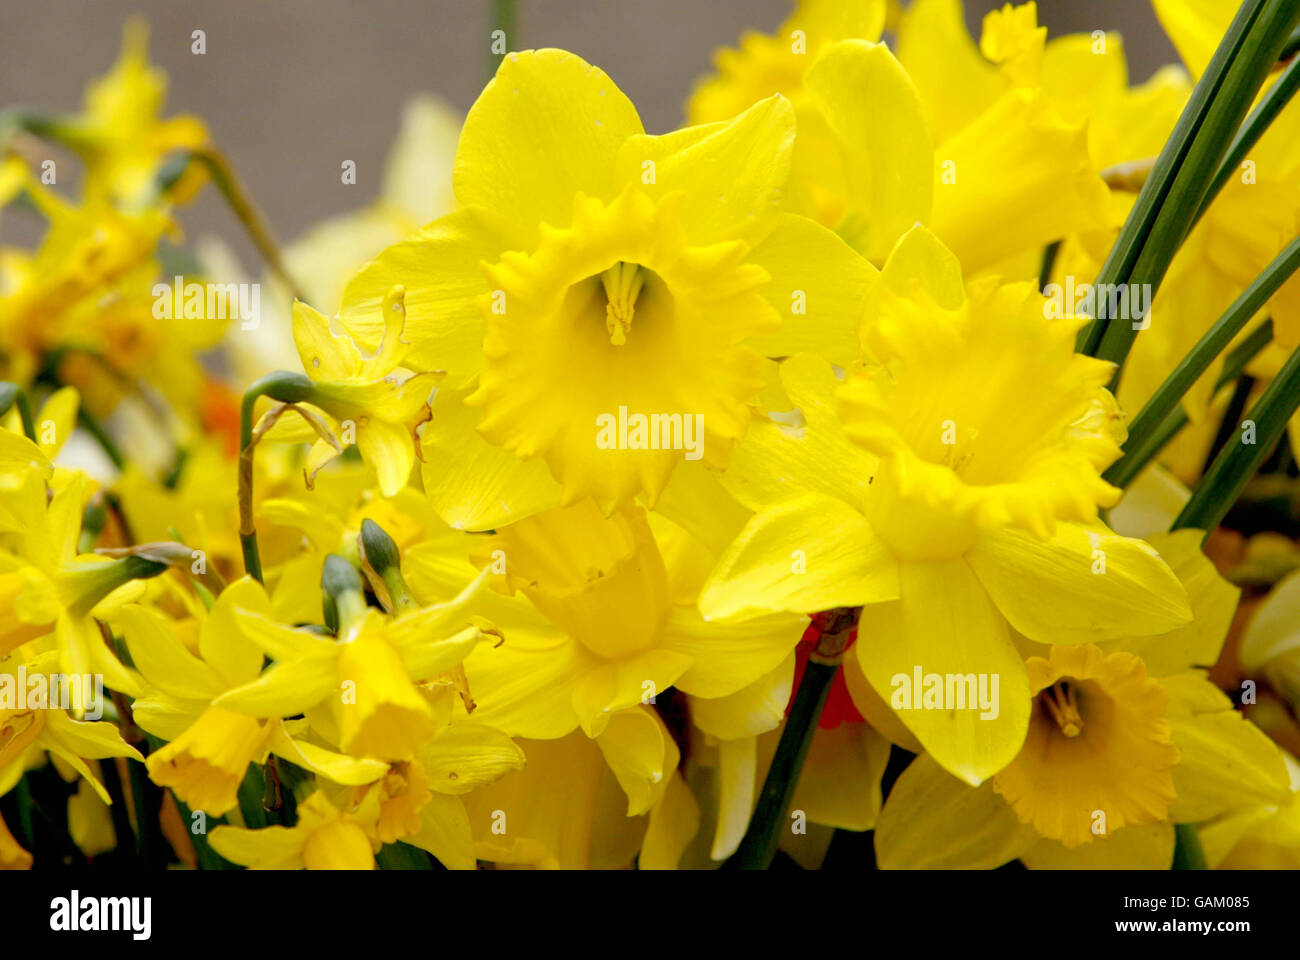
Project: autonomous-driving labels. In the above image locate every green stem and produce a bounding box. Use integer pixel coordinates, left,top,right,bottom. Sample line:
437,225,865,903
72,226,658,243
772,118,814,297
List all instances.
1108,320,1274,488
1173,823,1209,870
729,608,859,870
1081,0,1300,382
1105,237,1300,486
155,149,304,301
1173,340,1300,535
1196,51,1300,226
490,0,517,78
238,372,315,583
76,406,125,470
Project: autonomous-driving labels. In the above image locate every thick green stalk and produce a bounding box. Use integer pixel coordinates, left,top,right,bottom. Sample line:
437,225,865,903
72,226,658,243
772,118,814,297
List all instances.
1081,0,1300,383
729,608,859,870
1196,51,1300,226
1173,823,1209,870
1106,237,1300,486
1108,320,1274,489
1173,340,1300,535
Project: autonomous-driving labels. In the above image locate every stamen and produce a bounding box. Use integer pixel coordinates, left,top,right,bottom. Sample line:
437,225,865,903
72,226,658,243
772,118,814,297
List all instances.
600,261,644,346
1041,680,1084,738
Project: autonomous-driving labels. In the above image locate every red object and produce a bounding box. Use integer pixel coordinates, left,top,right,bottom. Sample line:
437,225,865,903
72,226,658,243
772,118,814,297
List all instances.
201,377,243,458
788,616,864,730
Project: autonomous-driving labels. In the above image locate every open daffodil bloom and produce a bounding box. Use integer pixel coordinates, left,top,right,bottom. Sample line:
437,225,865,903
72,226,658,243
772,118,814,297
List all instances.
335,48,874,523
702,226,1192,785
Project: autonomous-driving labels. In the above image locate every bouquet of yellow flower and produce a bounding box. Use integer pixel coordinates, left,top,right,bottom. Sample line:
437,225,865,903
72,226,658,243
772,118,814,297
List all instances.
2,0,1300,893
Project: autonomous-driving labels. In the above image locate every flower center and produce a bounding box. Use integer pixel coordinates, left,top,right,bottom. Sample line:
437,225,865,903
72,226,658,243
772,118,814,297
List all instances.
991,644,1178,847
1041,680,1083,738
600,261,644,346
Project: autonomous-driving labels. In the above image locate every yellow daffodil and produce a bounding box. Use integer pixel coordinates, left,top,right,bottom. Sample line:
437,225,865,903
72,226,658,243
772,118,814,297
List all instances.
403,498,804,746
690,0,1111,277
231,96,461,388
462,708,695,869
0,179,170,391
74,19,211,206
1240,567,1300,707
209,789,381,870
336,47,873,520
0,649,143,804
0,810,32,869
114,577,388,816
211,560,496,762
0,385,78,476
1201,754,1300,868
258,291,437,498
0,469,165,704
874,532,1292,867
702,226,1192,784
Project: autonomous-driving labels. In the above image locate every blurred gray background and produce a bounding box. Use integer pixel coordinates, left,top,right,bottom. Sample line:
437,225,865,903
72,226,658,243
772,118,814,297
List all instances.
1,0,1177,261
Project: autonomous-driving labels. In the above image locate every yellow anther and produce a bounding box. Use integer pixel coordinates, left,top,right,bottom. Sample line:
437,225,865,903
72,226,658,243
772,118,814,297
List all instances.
600,261,644,346
1042,680,1084,738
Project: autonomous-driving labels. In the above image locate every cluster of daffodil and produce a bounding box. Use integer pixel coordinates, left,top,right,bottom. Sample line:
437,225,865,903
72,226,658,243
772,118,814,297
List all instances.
3,0,1300,871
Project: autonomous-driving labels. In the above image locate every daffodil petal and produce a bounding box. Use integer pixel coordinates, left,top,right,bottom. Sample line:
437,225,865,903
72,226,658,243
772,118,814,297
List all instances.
267,728,388,787
1019,823,1175,869
462,634,595,740
116,604,227,700
456,49,644,247
615,94,793,244
689,653,794,740
804,39,933,262
594,706,675,817
213,659,338,718
744,213,878,366
698,493,897,621
790,722,891,831
419,381,562,531
639,771,701,870
420,722,525,795
722,353,878,512
337,209,502,384
856,559,1031,786
875,751,1035,869
896,0,1004,145
711,735,756,860
571,648,693,738
406,792,477,870
966,522,1192,645
1162,672,1292,822
1117,530,1238,676
929,89,1111,272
